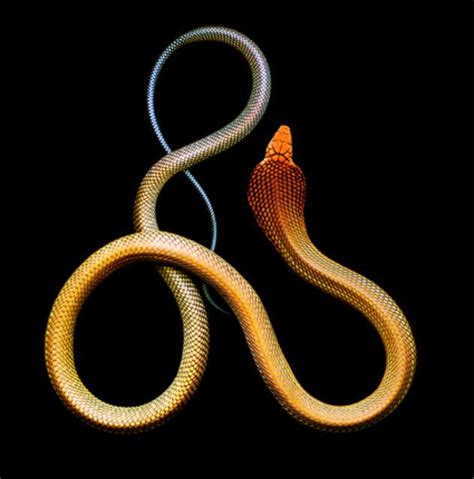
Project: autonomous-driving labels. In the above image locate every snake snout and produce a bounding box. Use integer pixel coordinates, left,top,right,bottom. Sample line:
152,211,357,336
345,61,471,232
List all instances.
265,125,293,162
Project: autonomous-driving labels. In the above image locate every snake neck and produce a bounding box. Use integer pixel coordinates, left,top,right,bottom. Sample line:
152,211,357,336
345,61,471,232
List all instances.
248,126,312,263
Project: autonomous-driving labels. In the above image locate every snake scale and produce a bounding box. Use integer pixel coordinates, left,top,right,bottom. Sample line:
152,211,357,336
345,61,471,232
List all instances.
45,27,416,432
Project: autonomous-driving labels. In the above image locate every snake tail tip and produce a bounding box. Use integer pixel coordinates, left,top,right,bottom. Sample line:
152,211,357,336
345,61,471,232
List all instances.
266,125,293,162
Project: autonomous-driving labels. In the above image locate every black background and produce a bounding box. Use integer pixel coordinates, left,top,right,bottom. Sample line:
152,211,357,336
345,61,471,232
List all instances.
3,5,471,478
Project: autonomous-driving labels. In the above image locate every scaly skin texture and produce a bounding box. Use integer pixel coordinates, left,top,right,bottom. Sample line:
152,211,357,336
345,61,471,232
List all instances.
247,125,416,429
45,26,272,433
44,28,415,432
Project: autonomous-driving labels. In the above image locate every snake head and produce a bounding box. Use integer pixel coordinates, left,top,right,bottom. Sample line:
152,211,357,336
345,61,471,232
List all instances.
265,125,293,162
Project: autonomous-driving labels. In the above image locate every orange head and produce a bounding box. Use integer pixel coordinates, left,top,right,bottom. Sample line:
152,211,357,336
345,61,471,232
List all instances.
265,125,293,162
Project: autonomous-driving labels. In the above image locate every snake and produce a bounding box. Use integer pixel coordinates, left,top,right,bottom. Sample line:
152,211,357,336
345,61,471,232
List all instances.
45,26,416,432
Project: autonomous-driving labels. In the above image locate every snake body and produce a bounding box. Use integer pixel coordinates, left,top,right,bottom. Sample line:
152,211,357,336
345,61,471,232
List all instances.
146,37,227,313
45,27,416,432
248,126,416,428
45,26,271,432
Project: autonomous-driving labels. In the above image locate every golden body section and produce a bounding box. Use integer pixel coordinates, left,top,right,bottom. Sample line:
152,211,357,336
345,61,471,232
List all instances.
247,126,416,429
45,124,416,432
